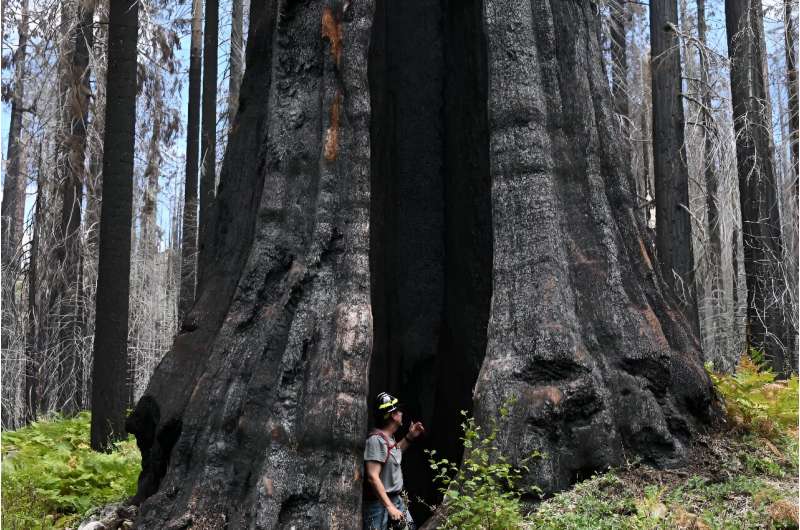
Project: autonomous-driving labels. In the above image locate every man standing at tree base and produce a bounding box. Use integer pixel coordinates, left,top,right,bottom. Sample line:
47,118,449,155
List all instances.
363,392,425,530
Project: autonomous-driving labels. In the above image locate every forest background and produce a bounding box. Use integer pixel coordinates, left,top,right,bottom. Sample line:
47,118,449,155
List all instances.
1,0,797,427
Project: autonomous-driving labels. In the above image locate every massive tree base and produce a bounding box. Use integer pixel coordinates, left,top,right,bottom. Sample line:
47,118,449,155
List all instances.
126,0,718,527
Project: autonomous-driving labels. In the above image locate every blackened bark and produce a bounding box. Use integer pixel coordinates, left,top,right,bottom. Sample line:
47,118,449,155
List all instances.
25,172,43,424
469,0,714,497
178,0,203,324
197,0,219,287
650,0,700,335
90,0,138,451
367,0,492,518
725,0,792,372
1,0,30,343
127,0,717,526
128,1,374,525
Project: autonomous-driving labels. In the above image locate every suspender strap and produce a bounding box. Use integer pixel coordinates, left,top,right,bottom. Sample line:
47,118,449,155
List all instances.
368,430,397,464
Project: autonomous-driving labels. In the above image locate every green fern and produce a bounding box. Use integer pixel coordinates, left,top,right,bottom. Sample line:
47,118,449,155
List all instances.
707,354,799,440
1,412,140,529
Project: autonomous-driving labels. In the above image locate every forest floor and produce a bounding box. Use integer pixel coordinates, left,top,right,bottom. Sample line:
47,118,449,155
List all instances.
531,430,799,529
3,418,796,529
2,360,798,529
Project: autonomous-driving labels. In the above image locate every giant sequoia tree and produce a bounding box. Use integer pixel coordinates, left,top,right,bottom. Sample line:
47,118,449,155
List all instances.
127,0,717,526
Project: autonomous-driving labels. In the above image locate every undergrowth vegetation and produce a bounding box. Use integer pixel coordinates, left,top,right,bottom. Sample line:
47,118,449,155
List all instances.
429,354,798,529
708,350,799,442
1,353,796,529
426,402,541,529
1,411,139,529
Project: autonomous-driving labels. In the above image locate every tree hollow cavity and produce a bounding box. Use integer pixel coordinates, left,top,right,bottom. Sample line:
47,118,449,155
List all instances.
368,0,491,520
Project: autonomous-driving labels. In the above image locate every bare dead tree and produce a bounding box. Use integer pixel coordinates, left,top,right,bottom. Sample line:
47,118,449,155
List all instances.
178,0,202,324
197,0,219,288
1,1,31,423
53,0,96,415
726,0,794,373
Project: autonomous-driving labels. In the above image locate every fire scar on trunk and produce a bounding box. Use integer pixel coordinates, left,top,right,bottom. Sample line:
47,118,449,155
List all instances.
324,91,341,161
321,7,342,66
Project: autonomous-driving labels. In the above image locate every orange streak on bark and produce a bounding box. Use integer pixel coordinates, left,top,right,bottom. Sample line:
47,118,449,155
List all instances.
324,92,341,161
321,7,342,66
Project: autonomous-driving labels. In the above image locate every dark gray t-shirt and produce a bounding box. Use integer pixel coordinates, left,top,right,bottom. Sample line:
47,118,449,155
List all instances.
364,433,403,494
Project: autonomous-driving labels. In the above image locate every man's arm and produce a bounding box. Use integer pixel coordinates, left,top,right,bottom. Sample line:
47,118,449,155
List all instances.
365,461,403,520
398,421,425,451
397,436,412,452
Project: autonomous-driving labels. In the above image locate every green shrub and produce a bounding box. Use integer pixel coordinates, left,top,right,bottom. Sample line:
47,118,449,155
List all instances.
1,411,140,529
427,402,540,529
707,351,799,441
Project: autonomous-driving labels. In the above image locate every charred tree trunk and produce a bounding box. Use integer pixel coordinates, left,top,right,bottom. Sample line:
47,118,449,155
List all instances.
650,0,699,336
725,0,792,373
90,0,138,451
178,0,203,324
53,0,95,414
127,0,717,526
25,169,44,424
197,0,219,287
2,0,30,351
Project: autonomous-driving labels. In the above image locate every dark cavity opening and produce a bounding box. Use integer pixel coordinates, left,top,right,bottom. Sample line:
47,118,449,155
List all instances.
368,0,492,522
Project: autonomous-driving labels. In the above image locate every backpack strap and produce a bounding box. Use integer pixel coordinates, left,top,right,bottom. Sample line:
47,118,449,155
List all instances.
368,429,397,464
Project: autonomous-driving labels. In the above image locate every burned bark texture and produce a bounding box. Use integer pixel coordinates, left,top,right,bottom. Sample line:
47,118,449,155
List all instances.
471,0,715,498
1,0,29,369
725,0,794,373
128,0,717,527
90,0,138,451
198,0,219,286
178,0,203,323
649,0,700,336
128,0,373,526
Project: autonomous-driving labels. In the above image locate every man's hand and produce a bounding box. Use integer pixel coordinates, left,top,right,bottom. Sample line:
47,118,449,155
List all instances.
407,421,425,441
387,504,404,521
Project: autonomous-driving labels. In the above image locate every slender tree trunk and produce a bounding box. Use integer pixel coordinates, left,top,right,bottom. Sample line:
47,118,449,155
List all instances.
178,0,203,324
90,0,139,452
25,165,44,424
641,55,654,228
726,0,791,373
786,0,799,184
228,0,244,128
784,0,799,369
2,0,30,345
197,0,219,288
132,82,163,405
697,0,727,366
650,0,699,336
53,0,96,414
126,0,717,526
